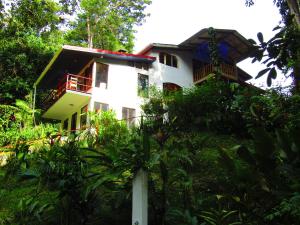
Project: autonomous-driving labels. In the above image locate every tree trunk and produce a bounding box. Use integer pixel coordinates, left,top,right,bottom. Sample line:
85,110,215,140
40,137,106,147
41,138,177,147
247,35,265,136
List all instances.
293,56,300,93
87,16,93,48
286,0,300,93
286,0,300,27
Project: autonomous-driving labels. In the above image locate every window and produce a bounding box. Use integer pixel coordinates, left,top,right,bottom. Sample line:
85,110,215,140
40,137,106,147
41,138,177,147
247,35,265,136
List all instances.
128,62,149,71
95,63,108,88
138,73,149,97
71,112,77,133
159,52,178,68
80,105,88,128
63,118,68,130
122,107,136,126
94,102,109,113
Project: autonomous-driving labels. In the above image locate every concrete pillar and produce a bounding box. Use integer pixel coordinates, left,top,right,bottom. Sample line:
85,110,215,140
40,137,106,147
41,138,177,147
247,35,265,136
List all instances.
132,169,148,225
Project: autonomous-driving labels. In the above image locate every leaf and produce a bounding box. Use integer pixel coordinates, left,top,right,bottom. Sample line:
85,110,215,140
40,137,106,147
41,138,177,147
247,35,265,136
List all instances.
232,196,240,202
221,210,237,220
267,74,272,87
257,32,264,43
255,68,271,79
216,194,223,200
269,67,277,79
266,61,275,67
251,57,257,63
272,25,281,31
249,104,258,117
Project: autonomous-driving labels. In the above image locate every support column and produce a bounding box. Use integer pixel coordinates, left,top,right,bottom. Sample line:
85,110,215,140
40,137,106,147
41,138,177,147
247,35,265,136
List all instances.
132,169,148,225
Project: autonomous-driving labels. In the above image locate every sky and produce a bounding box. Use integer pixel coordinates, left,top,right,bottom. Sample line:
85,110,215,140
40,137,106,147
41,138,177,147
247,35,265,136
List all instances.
133,0,291,88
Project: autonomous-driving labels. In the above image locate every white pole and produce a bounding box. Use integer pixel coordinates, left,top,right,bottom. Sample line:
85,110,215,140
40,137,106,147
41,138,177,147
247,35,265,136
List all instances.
132,169,148,225
32,86,37,126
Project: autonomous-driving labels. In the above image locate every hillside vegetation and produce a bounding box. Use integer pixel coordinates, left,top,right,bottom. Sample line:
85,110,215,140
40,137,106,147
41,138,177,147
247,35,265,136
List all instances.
1,79,300,225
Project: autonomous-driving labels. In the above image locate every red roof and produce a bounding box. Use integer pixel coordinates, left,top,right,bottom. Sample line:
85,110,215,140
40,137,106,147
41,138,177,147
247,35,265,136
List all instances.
64,45,156,60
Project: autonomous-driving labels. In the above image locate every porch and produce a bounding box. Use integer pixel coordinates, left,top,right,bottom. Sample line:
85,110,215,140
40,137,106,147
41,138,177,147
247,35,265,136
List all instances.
193,63,238,84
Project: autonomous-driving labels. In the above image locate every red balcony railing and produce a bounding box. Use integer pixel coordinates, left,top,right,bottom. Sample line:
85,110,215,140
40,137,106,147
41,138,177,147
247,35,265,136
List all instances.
42,74,92,110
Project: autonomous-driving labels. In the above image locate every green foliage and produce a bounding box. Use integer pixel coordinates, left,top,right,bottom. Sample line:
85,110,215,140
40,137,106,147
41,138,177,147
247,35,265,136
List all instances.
1,76,300,225
66,0,151,51
0,31,62,104
4,197,52,225
200,209,241,225
140,81,300,224
247,0,300,91
0,98,58,147
265,192,300,222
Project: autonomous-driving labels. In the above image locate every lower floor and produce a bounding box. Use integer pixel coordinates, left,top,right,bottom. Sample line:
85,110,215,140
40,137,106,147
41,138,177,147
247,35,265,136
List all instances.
60,99,138,132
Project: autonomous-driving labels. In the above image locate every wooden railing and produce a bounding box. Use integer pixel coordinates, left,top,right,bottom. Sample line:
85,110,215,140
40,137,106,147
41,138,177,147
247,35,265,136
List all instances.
193,63,237,83
42,74,92,110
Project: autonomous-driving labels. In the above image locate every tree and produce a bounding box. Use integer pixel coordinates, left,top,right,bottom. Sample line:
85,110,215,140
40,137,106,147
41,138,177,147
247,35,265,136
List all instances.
66,0,151,51
0,0,65,104
246,0,300,93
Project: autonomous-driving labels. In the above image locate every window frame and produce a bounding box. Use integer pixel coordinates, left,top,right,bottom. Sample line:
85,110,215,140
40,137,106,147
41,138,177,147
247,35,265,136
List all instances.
137,73,149,98
80,105,88,129
122,107,136,126
95,63,109,89
94,102,109,113
159,52,178,68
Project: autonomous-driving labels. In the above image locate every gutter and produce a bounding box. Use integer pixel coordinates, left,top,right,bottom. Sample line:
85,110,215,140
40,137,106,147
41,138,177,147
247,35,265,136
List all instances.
101,53,156,63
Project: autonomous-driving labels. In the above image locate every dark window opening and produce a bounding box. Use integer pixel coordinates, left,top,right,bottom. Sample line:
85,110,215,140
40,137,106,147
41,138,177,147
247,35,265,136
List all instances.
159,53,164,64
159,52,178,68
166,54,171,66
71,112,77,132
138,74,149,97
95,63,108,88
172,56,178,68
63,118,68,130
128,62,149,71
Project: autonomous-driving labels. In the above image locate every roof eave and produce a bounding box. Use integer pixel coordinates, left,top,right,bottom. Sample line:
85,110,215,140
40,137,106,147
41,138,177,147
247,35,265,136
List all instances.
34,47,63,87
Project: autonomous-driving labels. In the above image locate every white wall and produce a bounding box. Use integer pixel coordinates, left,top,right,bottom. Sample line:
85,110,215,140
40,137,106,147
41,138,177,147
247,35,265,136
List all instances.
148,49,194,89
90,59,150,120
60,49,195,129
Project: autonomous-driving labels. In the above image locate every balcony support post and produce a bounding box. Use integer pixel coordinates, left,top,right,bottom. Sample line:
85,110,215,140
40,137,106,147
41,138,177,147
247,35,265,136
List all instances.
66,74,69,90
234,61,238,79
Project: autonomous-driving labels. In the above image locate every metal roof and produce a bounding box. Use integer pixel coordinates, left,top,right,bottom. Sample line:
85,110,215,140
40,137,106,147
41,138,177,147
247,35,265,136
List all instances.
137,43,186,55
179,28,253,62
137,28,253,63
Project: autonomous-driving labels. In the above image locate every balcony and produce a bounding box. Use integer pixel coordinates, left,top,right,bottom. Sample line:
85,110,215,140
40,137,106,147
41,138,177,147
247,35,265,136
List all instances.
42,74,92,120
193,63,237,84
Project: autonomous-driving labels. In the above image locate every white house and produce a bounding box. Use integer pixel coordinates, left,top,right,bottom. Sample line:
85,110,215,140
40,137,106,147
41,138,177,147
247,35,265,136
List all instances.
33,28,253,130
